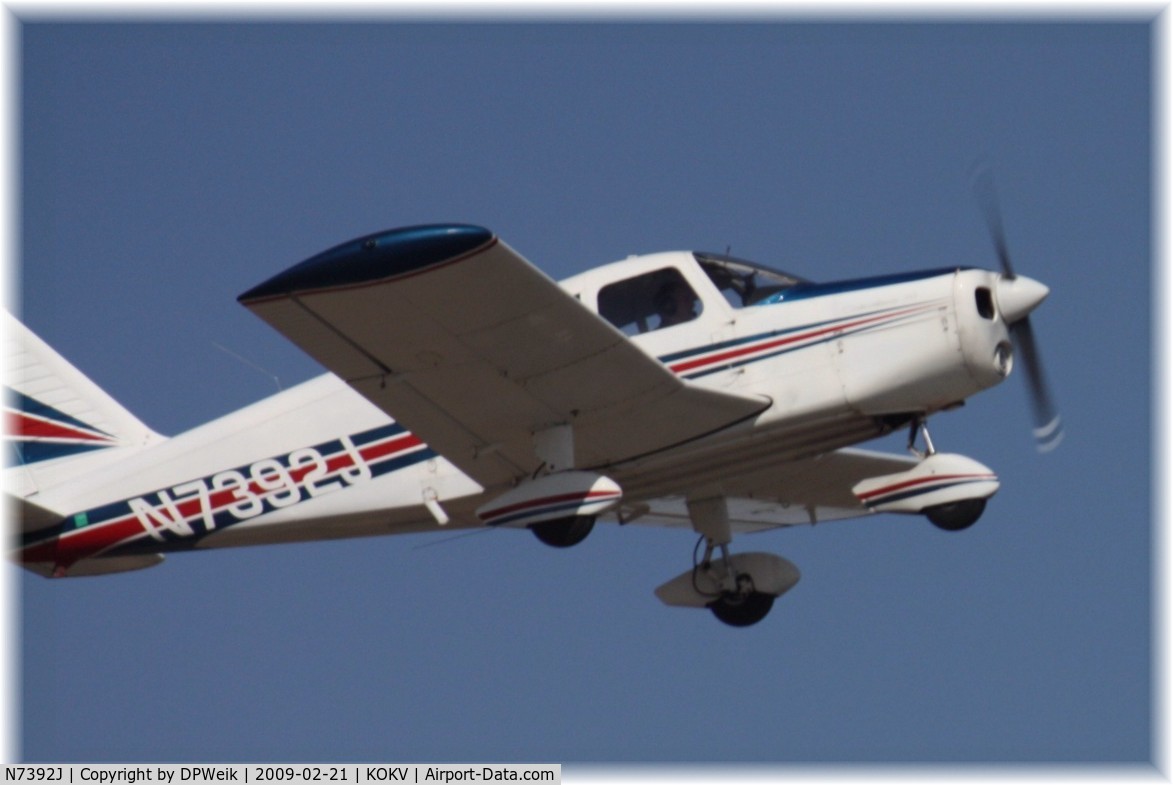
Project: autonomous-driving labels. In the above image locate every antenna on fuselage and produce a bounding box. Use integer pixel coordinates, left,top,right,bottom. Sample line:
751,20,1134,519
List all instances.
411,526,496,551
213,341,283,393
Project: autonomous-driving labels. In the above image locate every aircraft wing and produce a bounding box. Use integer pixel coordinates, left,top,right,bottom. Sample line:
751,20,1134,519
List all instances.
239,225,770,489
620,447,922,531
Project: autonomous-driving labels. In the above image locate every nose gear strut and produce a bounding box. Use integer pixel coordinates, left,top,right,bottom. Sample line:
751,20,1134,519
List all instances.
907,416,937,459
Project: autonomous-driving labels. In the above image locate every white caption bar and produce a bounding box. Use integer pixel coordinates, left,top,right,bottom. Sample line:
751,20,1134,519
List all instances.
3,766,560,785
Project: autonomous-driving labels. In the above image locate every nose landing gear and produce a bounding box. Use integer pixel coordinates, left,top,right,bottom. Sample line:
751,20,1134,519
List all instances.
853,416,1000,532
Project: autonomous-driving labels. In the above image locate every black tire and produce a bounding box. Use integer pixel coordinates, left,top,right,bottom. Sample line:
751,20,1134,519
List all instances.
925,498,987,532
530,515,595,548
708,590,775,627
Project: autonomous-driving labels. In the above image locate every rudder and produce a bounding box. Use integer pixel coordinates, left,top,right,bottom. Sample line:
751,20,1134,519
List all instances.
3,311,165,492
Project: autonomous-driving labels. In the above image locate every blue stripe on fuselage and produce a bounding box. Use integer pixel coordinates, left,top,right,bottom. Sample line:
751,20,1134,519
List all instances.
760,267,967,304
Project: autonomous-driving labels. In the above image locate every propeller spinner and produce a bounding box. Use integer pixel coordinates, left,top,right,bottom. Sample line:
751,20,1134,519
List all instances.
972,166,1064,453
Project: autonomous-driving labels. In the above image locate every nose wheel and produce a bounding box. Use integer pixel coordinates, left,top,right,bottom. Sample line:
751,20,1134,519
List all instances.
908,417,992,531
852,417,998,532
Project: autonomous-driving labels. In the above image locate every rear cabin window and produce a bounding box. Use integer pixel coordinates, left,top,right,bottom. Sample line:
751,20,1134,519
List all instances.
597,268,702,335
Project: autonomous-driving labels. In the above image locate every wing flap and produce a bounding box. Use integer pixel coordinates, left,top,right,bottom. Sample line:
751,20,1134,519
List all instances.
241,225,769,487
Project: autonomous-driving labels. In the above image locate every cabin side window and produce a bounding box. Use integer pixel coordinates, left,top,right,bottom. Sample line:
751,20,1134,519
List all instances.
597,268,702,336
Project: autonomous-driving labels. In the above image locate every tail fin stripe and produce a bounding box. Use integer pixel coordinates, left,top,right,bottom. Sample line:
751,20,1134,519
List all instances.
5,387,120,465
5,387,116,441
9,439,112,466
7,410,118,444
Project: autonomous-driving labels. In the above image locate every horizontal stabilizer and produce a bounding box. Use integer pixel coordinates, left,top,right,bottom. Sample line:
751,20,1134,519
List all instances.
9,494,63,534
22,553,165,579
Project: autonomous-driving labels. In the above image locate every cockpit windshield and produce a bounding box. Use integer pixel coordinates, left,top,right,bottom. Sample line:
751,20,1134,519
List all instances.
693,252,808,309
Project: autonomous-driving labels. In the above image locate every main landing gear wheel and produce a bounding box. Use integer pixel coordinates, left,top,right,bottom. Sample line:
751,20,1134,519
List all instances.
707,582,776,628
530,515,595,548
655,548,801,627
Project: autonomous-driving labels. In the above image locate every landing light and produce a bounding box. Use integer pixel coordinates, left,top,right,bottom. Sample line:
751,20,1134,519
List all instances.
994,341,1013,378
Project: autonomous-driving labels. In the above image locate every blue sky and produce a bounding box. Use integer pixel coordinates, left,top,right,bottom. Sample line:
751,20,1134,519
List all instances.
13,16,1153,768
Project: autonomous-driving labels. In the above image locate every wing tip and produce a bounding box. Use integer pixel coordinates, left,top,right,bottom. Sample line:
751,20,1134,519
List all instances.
239,223,495,304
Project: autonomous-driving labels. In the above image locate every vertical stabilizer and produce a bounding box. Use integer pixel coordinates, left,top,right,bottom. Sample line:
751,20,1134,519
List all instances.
3,311,165,496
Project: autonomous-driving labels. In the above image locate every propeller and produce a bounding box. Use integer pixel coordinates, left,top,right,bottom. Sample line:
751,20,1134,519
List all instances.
971,165,1064,453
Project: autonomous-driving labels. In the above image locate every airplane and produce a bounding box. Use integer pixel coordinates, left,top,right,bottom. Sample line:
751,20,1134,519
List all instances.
6,184,1061,627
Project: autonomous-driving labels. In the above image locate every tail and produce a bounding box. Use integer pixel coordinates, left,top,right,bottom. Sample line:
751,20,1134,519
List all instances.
5,311,167,575
4,310,164,476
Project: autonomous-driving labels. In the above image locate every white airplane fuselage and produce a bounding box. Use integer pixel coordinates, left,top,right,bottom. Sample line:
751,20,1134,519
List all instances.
14,250,1020,572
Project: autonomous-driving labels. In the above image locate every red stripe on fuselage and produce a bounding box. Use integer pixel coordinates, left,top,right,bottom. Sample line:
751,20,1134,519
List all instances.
20,430,429,572
669,304,932,375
